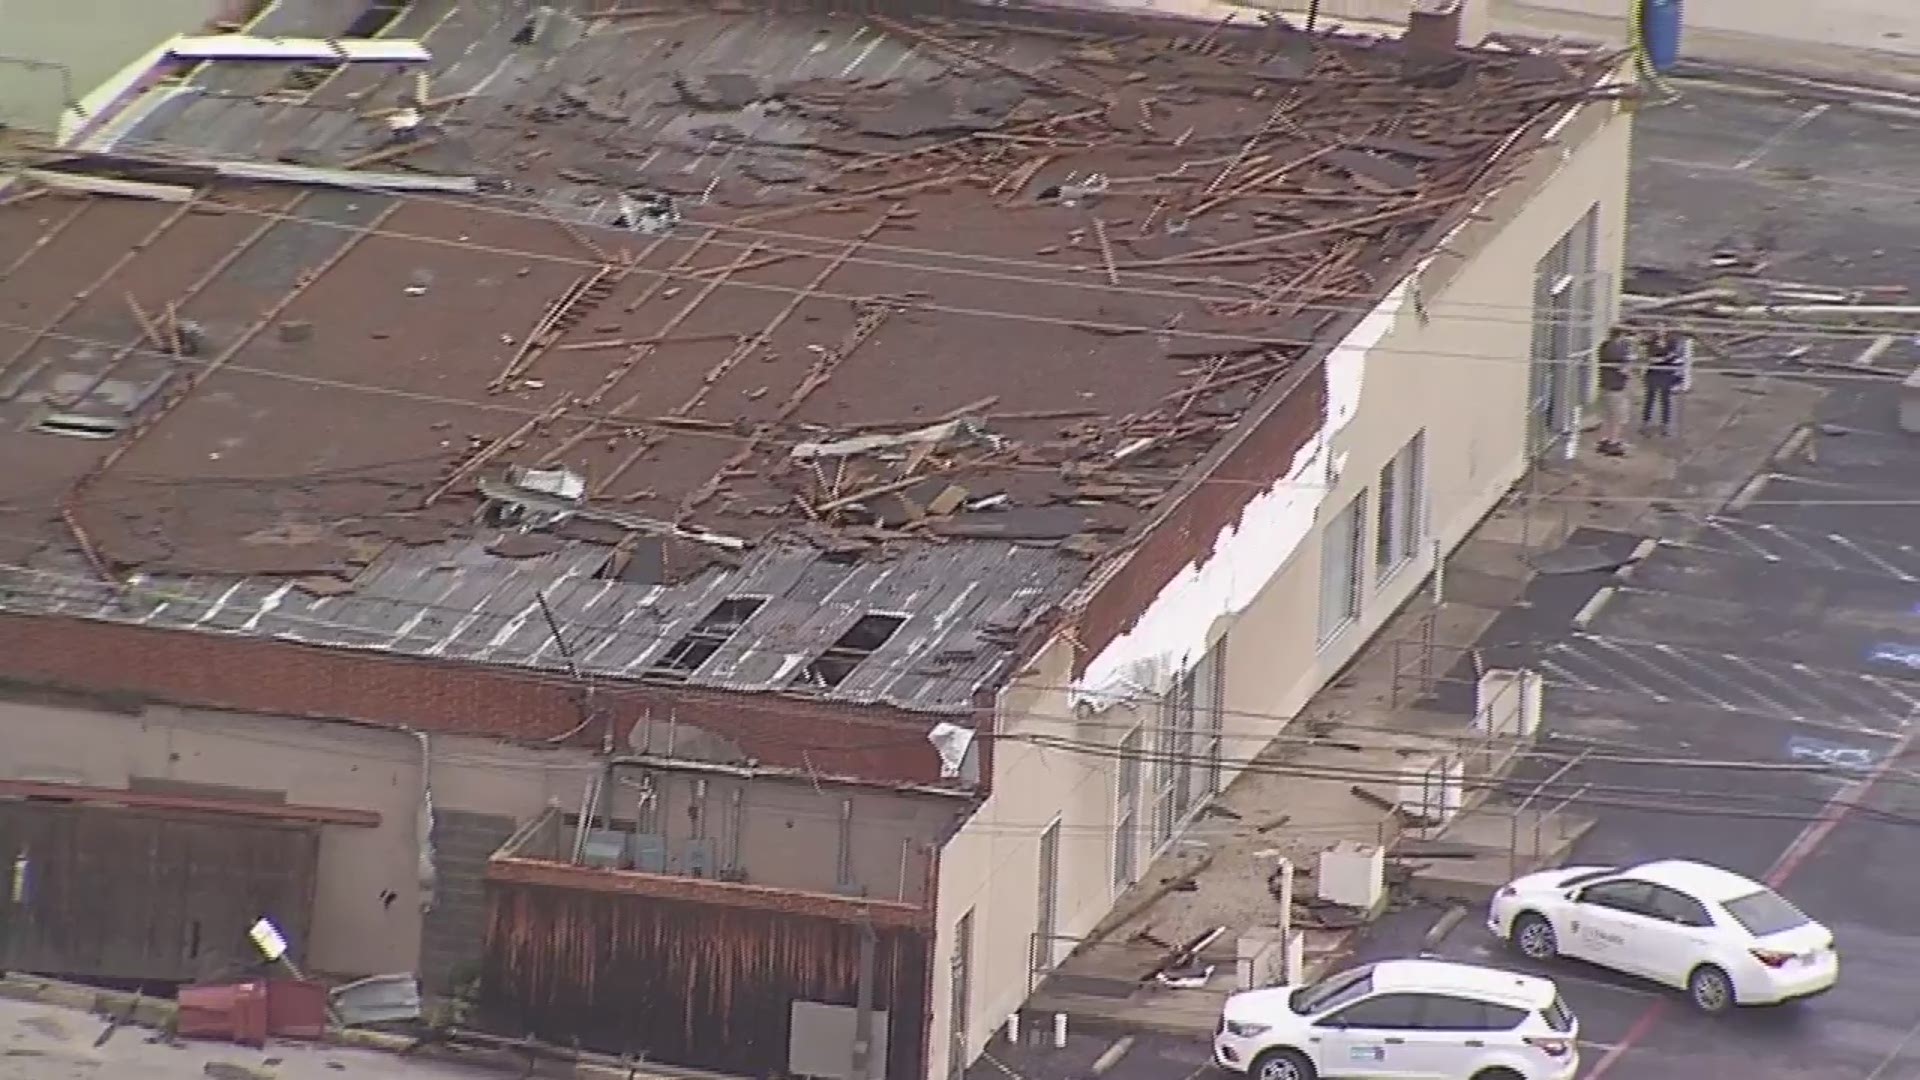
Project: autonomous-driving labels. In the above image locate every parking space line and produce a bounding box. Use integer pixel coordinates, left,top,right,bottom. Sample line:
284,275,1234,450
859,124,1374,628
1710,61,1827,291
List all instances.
1717,653,1822,721
1781,657,1909,721
1648,639,1908,732
1537,657,1604,694
1827,533,1918,581
1753,522,1850,570
1556,640,1671,702
1703,518,1782,561
1659,647,1811,721
1734,103,1831,169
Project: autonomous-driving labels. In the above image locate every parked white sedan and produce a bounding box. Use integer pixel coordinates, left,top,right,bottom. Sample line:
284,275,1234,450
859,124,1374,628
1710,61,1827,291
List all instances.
1488,859,1837,1012
1215,958,1580,1080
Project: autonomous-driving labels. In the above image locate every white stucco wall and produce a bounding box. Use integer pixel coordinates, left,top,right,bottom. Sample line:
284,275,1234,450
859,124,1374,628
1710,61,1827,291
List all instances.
924,72,1635,1080
0,0,237,133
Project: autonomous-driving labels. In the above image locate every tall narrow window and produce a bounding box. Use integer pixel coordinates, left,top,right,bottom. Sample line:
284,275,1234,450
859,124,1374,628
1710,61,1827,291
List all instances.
948,909,974,1080
1113,727,1140,892
1375,432,1427,580
1317,492,1366,644
1193,638,1227,798
1034,819,1061,974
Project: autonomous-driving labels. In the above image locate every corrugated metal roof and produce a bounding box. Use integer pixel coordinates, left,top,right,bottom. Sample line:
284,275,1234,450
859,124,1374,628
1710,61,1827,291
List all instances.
1,537,1077,714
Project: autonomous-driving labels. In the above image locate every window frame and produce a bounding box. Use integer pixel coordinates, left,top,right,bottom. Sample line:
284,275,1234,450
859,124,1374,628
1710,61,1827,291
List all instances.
1317,490,1368,646
1318,992,1425,1031
1375,432,1427,582
1578,879,1655,916
1647,885,1714,928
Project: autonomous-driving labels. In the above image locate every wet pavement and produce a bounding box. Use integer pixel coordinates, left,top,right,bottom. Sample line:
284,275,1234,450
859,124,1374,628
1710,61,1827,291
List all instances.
969,76,1920,1080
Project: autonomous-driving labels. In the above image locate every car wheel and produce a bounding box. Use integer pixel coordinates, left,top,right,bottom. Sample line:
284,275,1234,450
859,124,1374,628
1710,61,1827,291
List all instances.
1511,913,1559,962
1471,1069,1524,1080
1689,965,1735,1014
1250,1048,1316,1080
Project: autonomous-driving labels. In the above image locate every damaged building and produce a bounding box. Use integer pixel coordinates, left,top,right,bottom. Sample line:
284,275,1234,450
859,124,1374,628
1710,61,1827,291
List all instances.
0,0,1633,1077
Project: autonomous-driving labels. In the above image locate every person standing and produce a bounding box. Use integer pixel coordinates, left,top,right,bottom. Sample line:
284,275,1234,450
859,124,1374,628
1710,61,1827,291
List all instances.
1595,326,1634,457
1642,327,1690,436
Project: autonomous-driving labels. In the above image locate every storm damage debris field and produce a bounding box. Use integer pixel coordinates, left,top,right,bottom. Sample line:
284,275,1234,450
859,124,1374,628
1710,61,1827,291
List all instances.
0,0,1605,709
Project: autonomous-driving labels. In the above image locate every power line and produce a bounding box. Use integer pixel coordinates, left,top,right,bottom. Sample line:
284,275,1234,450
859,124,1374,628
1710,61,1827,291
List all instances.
6,182,1918,379
2,316,1918,512
32,132,1920,348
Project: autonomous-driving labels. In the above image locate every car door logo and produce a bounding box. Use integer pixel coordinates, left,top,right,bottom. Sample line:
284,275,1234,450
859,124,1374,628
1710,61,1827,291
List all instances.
1350,1046,1386,1062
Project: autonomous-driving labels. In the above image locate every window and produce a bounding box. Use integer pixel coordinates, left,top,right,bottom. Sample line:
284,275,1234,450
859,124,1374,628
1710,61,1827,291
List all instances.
1578,879,1654,915
1146,647,1222,855
1113,727,1141,891
1292,964,1374,1015
1724,889,1811,937
1034,820,1061,973
1414,995,1526,1031
1149,691,1178,852
1317,492,1367,644
1648,886,1714,928
1320,993,1423,1030
1194,639,1227,799
1375,432,1426,579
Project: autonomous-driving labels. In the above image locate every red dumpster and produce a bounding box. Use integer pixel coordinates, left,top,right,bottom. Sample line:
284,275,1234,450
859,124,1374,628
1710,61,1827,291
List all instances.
266,979,329,1040
176,981,269,1047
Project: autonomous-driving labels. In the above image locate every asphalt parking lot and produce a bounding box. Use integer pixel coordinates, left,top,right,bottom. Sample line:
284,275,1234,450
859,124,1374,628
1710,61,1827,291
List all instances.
1397,78,1920,1080
973,70,1920,1080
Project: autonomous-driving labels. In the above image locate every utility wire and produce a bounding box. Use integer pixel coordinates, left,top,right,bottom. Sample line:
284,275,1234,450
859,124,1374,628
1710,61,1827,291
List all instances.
5,181,1919,367
22,132,1917,348
1,316,1917,510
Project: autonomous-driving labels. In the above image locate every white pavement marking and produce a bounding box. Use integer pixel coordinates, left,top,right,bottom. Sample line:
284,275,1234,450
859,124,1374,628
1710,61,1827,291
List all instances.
1827,533,1918,581
1702,518,1781,561
1559,640,1670,703
1864,1009,1920,1080
1539,658,1604,693
1734,103,1831,169
1754,522,1850,570
1558,636,1910,737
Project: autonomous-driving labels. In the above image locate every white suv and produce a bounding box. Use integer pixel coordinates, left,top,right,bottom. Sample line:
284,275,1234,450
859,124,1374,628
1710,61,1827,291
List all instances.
1214,959,1579,1080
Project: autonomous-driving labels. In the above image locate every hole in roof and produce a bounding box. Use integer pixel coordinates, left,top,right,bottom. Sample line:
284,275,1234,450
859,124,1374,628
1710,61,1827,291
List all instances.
646,597,766,681
793,614,908,692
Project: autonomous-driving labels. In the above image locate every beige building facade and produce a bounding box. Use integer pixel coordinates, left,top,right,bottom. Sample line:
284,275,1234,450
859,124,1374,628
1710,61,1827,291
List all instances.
925,69,1635,1080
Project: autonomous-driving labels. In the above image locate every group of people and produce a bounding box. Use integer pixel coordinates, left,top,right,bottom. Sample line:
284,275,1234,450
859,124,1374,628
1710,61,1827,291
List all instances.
1595,324,1694,457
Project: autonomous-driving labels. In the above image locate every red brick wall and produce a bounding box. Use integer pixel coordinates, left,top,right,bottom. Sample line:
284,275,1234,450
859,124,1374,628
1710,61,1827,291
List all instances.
1073,362,1329,675
0,612,947,784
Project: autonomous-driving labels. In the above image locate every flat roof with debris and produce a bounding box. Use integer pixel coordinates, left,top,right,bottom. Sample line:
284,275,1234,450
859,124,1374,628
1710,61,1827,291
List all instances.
0,0,1609,717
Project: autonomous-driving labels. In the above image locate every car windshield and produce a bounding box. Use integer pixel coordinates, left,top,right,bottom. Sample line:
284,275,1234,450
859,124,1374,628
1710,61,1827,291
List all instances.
1289,965,1375,1015
1724,888,1811,937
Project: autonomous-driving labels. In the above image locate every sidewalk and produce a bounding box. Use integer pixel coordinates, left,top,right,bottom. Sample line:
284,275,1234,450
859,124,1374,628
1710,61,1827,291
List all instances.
1490,0,1920,99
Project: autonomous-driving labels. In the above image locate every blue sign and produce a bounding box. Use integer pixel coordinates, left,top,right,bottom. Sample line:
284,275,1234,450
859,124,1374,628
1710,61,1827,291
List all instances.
1786,735,1878,772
